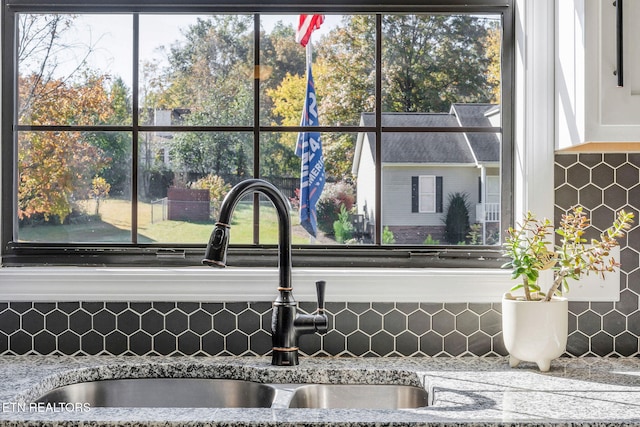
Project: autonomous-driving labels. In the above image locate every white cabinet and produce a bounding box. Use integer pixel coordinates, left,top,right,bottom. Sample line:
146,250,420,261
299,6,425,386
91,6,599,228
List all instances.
556,0,640,148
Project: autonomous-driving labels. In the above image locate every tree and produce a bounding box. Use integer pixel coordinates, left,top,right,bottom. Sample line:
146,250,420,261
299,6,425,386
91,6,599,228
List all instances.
444,193,470,244
17,14,97,123
18,74,113,222
381,15,495,113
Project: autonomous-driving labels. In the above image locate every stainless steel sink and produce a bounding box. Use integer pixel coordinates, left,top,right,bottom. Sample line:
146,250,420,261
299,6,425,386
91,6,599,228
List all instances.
35,378,276,408
34,378,430,409
287,384,429,409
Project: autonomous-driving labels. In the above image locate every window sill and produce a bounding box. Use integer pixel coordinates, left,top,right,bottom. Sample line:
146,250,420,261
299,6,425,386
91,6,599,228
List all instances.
0,266,619,302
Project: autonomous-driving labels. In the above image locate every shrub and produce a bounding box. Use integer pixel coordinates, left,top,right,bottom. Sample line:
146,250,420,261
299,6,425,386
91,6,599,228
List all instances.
333,204,354,243
444,192,470,244
423,234,440,245
191,174,232,202
316,181,355,234
382,226,396,244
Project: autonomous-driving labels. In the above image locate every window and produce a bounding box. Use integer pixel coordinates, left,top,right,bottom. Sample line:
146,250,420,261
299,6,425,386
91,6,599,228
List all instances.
1,0,514,267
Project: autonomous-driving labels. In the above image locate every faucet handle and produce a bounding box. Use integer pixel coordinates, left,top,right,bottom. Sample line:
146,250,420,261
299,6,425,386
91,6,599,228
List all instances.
315,280,326,314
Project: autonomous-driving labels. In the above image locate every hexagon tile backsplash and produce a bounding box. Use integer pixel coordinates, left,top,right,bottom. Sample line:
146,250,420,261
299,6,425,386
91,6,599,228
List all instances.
556,153,640,357
0,153,638,357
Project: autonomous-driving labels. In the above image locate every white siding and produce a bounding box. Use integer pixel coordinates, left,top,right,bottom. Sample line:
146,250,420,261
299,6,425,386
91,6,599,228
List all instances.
355,137,376,224
382,165,480,226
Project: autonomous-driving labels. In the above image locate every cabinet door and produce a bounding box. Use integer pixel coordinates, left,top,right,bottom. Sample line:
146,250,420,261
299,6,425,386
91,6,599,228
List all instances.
557,0,640,146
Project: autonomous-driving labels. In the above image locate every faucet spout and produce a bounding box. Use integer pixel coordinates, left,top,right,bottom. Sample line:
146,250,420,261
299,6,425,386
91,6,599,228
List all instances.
202,179,327,366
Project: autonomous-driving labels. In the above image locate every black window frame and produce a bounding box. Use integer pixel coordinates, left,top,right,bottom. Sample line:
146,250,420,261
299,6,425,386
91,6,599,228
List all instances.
1,0,514,268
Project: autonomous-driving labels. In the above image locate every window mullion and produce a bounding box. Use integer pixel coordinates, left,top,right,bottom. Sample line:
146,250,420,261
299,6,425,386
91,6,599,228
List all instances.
253,14,261,245
131,13,140,244
375,13,382,245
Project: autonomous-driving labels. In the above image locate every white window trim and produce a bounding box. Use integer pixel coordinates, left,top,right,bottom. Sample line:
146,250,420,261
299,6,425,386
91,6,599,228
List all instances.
418,175,436,213
3,2,609,303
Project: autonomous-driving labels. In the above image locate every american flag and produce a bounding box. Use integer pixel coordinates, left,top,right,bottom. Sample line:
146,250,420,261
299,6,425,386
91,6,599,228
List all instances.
296,14,324,47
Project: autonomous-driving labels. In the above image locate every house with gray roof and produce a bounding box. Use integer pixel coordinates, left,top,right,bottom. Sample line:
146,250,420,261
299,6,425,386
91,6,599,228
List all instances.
352,103,500,245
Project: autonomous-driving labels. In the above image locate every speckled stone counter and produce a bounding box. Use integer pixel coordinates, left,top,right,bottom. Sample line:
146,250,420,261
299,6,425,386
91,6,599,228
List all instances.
1,355,640,426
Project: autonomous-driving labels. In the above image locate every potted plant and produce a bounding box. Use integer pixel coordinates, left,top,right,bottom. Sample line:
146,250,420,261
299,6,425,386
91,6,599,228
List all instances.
501,206,633,371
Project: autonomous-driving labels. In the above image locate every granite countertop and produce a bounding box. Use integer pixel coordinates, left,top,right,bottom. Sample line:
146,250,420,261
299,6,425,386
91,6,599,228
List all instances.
1,355,640,426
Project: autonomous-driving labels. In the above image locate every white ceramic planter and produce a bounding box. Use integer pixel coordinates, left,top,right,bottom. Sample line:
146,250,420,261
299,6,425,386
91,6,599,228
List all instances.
501,293,568,372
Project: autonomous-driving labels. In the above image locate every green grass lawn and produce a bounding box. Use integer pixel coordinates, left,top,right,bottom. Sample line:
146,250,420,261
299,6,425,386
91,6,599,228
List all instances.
18,198,313,244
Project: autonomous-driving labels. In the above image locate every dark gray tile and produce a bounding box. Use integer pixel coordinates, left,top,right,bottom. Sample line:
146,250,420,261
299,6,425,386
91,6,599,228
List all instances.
58,331,80,355
419,331,443,356
578,153,602,167
591,331,614,356
347,302,370,315
333,310,358,336
9,302,31,314
117,310,140,335
0,310,20,335
105,331,128,355
555,154,578,167
479,310,501,336
567,163,590,189
165,310,189,336
250,330,272,356
33,303,56,314
614,332,638,357
129,331,152,355
592,163,615,189
33,331,56,354
105,302,128,314
604,153,626,168
616,163,639,188
456,310,479,337
382,309,406,336
322,330,346,356
395,302,419,315
602,310,626,336
176,302,199,314
443,331,467,356
140,309,164,335
202,331,224,356
93,309,116,336
432,310,455,336
81,330,104,355
579,184,603,210
396,331,418,356
81,302,104,314
299,331,322,356
177,331,200,355
153,302,176,314
468,331,491,356
554,163,566,188
359,309,383,336
577,310,602,337
616,289,639,315
45,310,68,335
407,310,430,336
604,184,627,210
189,309,213,336
556,184,579,210
154,331,177,355
371,302,394,315
69,310,91,335
213,309,236,335
21,309,44,335
10,330,32,354
129,302,152,314
57,302,80,314
237,309,260,335
0,333,8,354
346,330,369,356
370,330,393,356
225,330,249,355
